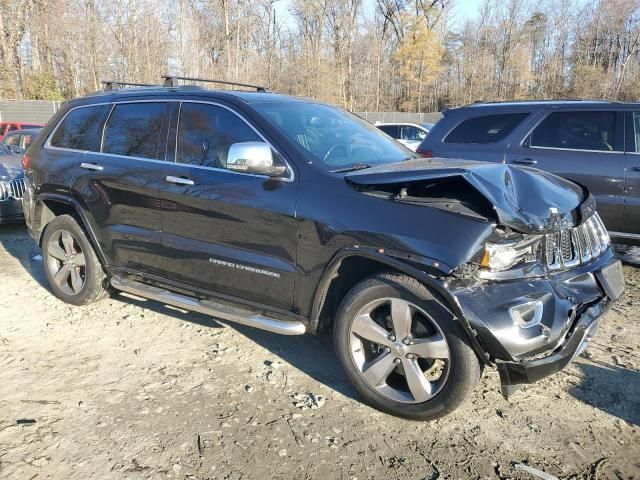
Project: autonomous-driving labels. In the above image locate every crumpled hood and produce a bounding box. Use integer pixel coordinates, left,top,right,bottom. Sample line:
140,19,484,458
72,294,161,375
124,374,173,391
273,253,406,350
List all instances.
0,154,24,179
345,158,592,234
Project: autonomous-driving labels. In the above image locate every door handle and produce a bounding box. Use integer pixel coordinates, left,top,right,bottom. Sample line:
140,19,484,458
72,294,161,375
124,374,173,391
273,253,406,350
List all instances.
80,162,103,171
631,167,640,172
511,158,538,165
165,175,194,186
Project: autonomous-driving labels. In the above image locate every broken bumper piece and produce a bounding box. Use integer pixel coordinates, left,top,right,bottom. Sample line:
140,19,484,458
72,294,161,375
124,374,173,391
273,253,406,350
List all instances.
495,299,605,395
450,254,624,394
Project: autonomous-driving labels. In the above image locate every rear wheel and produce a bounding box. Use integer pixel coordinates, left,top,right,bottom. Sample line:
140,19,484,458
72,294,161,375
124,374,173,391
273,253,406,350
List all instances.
334,273,482,420
42,215,108,306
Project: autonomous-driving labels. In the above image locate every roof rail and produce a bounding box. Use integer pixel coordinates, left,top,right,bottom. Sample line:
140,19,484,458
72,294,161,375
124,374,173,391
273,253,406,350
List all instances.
162,75,267,92
101,80,158,91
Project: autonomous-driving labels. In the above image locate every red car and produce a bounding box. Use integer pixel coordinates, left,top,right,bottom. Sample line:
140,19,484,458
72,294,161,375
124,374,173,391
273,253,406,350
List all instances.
0,122,45,141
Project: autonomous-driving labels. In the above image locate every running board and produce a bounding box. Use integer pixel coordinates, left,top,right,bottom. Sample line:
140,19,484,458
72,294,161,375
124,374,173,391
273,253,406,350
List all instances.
110,277,306,335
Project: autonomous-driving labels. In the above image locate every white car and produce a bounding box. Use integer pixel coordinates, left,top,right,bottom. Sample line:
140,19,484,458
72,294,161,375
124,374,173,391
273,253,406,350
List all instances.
375,122,434,151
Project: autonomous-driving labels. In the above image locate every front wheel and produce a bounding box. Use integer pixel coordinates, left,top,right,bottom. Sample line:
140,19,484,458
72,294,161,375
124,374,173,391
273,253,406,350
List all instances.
334,273,482,420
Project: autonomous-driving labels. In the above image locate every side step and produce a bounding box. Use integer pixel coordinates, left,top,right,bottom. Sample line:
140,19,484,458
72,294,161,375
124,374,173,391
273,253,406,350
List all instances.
110,277,306,335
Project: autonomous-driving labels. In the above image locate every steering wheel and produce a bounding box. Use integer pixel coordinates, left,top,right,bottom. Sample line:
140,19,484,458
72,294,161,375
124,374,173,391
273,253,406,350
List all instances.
323,142,350,164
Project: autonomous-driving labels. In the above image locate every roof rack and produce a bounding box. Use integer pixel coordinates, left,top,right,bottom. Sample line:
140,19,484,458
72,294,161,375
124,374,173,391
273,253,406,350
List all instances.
101,80,158,91
162,75,267,92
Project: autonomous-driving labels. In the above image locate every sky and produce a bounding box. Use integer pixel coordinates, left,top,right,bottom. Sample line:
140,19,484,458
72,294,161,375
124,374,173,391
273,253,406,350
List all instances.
273,0,485,31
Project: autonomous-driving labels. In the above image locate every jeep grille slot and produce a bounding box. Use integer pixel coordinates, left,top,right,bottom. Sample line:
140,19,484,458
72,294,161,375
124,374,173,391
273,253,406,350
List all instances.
544,213,610,270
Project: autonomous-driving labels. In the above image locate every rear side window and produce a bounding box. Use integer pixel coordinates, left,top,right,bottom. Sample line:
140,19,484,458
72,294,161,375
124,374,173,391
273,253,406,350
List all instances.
103,102,166,159
401,126,426,141
444,113,529,144
50,105,108,151
378,125,399,138
530,111,619,152
176,103,261,169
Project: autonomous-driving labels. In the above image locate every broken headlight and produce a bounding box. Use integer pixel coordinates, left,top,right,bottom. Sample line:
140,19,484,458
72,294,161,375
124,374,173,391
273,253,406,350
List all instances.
479,233,542,272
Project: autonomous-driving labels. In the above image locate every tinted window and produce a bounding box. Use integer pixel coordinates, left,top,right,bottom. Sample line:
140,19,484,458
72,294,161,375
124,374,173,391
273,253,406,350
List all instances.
103,103,166,159
530,111,618,151
50,105,109,151
176,103,261,168
379,125,399,138
445,113,529,144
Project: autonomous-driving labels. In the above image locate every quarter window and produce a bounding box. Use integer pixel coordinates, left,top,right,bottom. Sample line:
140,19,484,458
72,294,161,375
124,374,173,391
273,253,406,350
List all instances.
445,113,529,144
176,103,261,169
50,105,109,151
530,111,619,152
102,102,166,159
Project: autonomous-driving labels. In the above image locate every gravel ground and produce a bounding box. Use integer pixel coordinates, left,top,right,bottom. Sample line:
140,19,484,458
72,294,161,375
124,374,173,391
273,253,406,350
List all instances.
0,223,638,480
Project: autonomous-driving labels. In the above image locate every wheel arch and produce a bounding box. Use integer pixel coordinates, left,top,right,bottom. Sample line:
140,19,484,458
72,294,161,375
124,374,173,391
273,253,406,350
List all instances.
35,194,108,267
309,247,489,363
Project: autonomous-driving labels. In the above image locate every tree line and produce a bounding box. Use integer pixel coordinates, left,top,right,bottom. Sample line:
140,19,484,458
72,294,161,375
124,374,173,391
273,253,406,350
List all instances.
1,0,639,112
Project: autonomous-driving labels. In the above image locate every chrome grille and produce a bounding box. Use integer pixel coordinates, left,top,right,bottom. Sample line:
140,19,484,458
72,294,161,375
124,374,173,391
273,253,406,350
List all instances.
0,178,25,201
544,213,610,270
9,179,25,199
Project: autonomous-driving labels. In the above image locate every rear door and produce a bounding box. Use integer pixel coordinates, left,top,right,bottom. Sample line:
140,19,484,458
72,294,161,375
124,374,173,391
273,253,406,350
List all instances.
160,101,298,310
621,110,640,236
68,101,172,276
506,109,626,231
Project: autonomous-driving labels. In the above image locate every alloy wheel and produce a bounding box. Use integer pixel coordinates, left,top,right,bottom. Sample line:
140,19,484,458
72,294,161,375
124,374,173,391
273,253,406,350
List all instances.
349,297,450,403
46,229,87,296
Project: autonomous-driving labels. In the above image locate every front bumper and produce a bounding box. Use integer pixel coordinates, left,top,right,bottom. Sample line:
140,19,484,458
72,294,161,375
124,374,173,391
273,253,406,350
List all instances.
0,197,24,223
450,252,624,392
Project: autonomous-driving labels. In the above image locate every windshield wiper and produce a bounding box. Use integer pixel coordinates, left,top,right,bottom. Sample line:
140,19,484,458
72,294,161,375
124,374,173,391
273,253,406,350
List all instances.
331,163,372,173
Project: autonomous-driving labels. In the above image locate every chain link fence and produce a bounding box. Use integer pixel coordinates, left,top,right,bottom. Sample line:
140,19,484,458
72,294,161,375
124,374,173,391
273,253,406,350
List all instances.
0,100,442,126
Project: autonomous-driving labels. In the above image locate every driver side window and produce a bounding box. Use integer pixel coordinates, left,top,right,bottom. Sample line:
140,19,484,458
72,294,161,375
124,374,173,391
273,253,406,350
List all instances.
177,103,261,169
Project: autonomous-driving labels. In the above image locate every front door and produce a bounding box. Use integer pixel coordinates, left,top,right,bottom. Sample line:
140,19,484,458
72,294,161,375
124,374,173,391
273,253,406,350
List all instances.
160,101,298,310
506,109,626,231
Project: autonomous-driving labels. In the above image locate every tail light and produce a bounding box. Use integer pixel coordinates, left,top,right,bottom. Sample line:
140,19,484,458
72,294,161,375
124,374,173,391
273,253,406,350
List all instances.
22,153,31,170
416,148,432,158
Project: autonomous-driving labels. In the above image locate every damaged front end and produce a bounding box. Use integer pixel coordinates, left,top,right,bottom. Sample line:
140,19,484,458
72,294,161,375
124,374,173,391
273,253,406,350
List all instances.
346,159,625,394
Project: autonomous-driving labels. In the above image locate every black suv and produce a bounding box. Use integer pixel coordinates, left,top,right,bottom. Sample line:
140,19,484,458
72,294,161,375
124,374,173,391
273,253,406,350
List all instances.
22,80,624,420
417,100,640,243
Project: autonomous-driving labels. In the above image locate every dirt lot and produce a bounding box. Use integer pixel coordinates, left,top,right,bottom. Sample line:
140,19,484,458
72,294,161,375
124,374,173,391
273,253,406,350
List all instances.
0,224,638,480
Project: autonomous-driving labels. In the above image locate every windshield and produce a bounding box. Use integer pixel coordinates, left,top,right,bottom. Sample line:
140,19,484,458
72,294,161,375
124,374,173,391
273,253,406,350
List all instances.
252,102,415,171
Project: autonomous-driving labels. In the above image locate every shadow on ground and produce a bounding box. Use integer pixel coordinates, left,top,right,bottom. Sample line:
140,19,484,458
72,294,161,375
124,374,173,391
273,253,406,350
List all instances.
569,359,640,426
229,323,359,401
0,223,47,288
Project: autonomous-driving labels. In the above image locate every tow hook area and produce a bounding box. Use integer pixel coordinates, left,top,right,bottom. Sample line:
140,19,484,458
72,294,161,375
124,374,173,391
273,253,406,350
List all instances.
495,301,607,396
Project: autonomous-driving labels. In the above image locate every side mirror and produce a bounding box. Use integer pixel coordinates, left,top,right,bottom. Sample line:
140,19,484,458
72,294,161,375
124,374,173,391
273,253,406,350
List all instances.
226,141,287,177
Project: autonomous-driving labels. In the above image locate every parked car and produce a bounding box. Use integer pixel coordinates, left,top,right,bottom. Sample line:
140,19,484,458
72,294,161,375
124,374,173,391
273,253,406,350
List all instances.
0,122,45,141
22,80,624,420
375,122,434,151
2,127,43,154
416,100,640,243
0,143,26,223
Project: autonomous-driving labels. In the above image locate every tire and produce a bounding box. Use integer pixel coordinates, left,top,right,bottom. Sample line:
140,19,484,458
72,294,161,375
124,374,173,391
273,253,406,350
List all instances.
334,273,482,420
41,214,109,306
